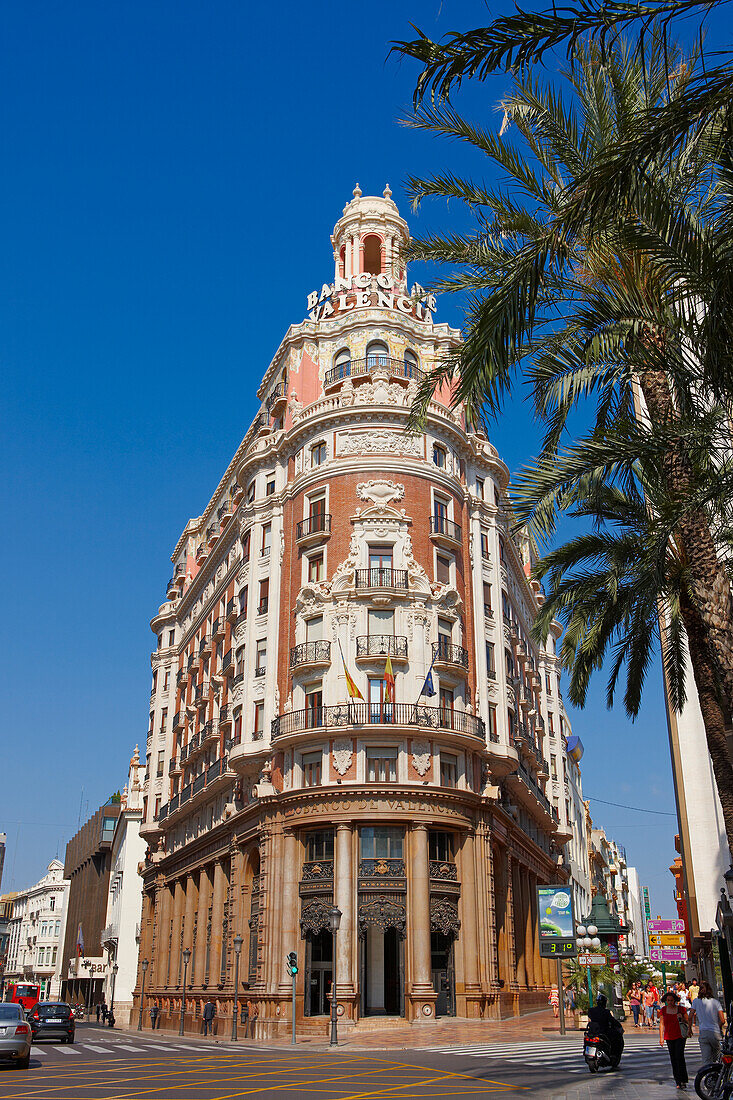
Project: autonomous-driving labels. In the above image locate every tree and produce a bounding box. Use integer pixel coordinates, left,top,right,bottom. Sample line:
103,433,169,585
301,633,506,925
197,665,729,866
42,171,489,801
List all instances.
393,32,733,849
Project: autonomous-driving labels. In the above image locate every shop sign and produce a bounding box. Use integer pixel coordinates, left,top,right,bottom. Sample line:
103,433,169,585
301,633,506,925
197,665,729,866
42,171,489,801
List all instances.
306,274,436,323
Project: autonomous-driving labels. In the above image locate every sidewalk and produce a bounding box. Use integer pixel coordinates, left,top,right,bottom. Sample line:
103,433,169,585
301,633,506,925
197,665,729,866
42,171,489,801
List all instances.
121,1008,664,1051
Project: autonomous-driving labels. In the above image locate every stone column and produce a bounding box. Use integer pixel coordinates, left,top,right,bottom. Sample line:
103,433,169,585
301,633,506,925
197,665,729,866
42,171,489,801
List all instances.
154,883,171,989
194,866,211,988
460,832,481,994
277,829,299,994
171,878,185,988
182,874,197,986
210,860,227,988
335,823,354,994
512,861,526,987
523,872,536,989
409,824,438,1021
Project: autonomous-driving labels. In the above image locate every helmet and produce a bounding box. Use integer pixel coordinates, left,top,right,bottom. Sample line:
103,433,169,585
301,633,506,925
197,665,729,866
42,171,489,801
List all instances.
596,994,608,1008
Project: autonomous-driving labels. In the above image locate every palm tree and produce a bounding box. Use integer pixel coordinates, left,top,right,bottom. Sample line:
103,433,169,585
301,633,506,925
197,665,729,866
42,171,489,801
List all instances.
395,35,733,846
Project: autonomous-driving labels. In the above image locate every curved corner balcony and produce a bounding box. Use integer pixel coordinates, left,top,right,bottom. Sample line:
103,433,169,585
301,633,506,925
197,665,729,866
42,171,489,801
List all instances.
289,640,332,671
272,702,485,742
295,513,332,545
432,640,469,673
355,635,408,661
323,355,426,389
429,516,462,547
266,381,287,416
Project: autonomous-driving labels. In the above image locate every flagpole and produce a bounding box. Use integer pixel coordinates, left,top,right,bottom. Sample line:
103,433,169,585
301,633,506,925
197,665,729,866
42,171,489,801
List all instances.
337,638,362,717
415,649,438,708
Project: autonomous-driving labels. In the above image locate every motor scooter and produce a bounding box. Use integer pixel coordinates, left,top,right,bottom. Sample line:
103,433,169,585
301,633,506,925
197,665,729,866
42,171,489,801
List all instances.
584,1023,622,1073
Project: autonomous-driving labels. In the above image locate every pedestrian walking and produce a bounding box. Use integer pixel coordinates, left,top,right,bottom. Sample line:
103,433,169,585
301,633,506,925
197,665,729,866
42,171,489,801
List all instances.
659,990,690,1089
564,985,576,1012
691,981,725,1065
95,1003,101,1024
101,1002,108,1024
689,979,700,1003
202,999,215,1036
643,984,656,1028
678,983,691,1010
150,1002,160,1030
627,983,642,1028
548,985,559,1018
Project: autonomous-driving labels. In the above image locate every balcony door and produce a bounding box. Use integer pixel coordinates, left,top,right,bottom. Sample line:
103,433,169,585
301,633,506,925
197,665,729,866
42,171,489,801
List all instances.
368,546,392,587
369,677,392,724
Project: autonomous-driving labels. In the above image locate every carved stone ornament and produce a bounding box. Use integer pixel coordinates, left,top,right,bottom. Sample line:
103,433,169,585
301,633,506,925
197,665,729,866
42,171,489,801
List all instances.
430,897,461,937
411,739,431,776
332,739,353,776
300,896,333,939
356,481,405,508
358,896,406,937
337,430,421,458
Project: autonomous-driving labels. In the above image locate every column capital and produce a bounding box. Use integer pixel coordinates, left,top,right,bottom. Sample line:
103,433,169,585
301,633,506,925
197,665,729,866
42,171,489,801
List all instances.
335,822,352,834
412,822,428,835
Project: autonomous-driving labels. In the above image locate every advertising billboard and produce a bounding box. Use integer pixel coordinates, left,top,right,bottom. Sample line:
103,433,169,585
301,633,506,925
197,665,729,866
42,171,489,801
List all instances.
537,885,577,958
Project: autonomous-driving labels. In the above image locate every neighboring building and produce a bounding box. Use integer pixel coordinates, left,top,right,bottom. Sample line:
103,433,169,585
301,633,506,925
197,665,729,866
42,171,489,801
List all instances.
0,893,20,995
588,825,611,903
626,866,647,957
101,748,146,1024
61,801,121,1006
135,189,581,1037
4,862,69,999
0,833,6,892
670,835,693,956
556,734,591,922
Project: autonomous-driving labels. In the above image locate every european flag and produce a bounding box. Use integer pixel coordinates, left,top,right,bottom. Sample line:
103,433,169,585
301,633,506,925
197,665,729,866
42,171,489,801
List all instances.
421,668,436,698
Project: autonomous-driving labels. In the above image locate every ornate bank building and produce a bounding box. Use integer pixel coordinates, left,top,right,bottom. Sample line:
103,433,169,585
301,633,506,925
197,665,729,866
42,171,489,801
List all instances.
137,189,576,1037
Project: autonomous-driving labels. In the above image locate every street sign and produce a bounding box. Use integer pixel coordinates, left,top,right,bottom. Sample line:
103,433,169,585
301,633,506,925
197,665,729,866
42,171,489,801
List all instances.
643,887,651,921
650,947,688,962
537,885,576,958
647,919,685,933
649,933,686,947
578,953,606,966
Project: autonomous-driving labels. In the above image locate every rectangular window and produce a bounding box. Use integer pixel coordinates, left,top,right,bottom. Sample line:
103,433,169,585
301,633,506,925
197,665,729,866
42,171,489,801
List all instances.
239,586,248,618
368,676,392,721
157,750,165,778
483,582,492,616
311,442,327,466
168,630,175,647
258,578,269,616
160,707,168,733
309,493,326,525
234,710,242,742
242,530,251,563
155,795,161,818
366,747,398,782
368,608,394,635
305,829,334,861
507,709,516,739
439,687,454,729
546,674,552,694
360,826,404,859
429,831,454,862
261,524,271,556
440,753,458,788
306,616,323,641
436,553,451,585
152,670,157,694
499,536,506,563
163,669,170,691
476,477,484,500
480,530,490,560
432,444,446,468
52,947,57,965
247,482,255,503
266,478,275,496
488,703,497,741
302,750,322,787
253,702,264,735
55,920,60,936
305,687,323,728
548,713,555,735
368,545,392,569
433,493,449,527
550,754,557,780
50,897,55,912
308,552,324,583
486,642,495,676
256,640,267,675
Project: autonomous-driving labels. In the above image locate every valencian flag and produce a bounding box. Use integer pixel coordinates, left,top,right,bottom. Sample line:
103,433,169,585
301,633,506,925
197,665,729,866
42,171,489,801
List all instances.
384,654,395,704
76,923,84,958
338,640,364,700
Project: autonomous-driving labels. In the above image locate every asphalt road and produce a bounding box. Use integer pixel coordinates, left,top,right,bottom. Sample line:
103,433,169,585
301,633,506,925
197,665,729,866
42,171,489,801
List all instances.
0,1024,706,1100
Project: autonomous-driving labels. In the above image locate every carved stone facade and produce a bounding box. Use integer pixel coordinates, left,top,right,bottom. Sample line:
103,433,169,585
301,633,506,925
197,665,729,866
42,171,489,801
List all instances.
135,190,584,1040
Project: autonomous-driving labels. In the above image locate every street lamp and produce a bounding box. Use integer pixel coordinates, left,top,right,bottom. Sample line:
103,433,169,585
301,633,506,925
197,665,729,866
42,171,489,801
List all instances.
137,959,149,1031
109,963,119,1027
329,906,342,1048
180,949,191,1037
724,866,733,900
232,935,243,1041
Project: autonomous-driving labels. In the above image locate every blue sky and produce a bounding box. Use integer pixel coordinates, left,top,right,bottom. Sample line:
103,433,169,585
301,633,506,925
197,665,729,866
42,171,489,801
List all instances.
1,0,681,913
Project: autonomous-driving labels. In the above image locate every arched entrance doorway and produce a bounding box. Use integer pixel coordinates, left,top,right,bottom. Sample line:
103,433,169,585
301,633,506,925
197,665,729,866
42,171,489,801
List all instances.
358,897,405,1017
430,897,460,1017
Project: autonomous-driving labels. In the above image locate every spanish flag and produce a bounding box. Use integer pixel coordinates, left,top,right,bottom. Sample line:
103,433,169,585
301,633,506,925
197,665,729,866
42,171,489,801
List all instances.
384,653,395,704
339,642,364,700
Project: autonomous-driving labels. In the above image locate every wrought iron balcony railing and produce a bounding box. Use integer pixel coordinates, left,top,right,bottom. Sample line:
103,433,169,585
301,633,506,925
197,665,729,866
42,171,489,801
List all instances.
323,355,427,387
356,635,408,659
272,702,485,740
432,640,469,669
296,513,332,541
429,515,462,543
354,567,408,590
290,640,331,669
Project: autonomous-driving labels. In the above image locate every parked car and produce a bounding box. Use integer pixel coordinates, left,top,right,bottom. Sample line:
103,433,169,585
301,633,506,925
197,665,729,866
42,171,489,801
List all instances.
28,1002,75,1044
0,1003,32,1068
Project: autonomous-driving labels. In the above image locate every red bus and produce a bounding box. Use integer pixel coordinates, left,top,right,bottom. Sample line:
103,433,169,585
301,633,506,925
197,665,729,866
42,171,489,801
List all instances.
6,983,40,1012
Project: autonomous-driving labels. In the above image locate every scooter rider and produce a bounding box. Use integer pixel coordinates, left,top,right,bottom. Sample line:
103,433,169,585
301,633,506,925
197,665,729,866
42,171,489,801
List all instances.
588,994,625,1061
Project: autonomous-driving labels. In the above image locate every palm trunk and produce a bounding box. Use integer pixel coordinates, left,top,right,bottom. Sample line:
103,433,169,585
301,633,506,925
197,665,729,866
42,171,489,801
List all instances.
680,592,733,861
638,367,733,717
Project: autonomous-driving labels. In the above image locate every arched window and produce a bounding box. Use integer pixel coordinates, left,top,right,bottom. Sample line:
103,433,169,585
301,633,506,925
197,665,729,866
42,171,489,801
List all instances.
366,341,388,371
334,348,351,381
363,234,382,275
404,350,419,380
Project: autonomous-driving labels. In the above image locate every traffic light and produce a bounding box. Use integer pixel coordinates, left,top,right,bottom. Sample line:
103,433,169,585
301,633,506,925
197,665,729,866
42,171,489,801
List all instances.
286,951,298,976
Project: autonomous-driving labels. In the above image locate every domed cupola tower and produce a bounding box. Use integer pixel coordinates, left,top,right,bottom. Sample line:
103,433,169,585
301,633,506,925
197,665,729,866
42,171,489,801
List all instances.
331,184,409,289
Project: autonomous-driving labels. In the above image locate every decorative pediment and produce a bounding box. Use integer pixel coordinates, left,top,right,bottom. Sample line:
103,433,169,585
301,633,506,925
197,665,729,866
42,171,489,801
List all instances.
294,582,333,616
356,480,405,509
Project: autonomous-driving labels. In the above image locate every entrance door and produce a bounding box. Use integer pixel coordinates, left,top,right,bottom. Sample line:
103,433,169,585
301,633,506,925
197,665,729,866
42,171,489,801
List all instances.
431,932,456,1017
361,927,404,1016
305,929,333,1016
